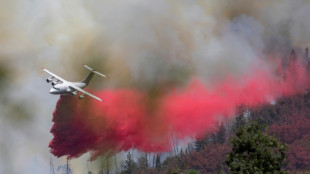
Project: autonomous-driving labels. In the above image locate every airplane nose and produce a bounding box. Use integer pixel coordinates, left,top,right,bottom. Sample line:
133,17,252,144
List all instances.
49,88,57,94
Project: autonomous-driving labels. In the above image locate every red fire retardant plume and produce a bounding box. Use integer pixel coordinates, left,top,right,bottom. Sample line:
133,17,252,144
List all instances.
49,62,309,160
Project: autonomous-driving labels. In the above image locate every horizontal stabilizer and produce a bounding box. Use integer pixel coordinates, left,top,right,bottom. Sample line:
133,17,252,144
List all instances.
83,64,109,78
83,64,94,71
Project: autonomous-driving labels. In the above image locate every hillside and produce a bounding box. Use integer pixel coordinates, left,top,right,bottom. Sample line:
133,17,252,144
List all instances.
118,91,310,174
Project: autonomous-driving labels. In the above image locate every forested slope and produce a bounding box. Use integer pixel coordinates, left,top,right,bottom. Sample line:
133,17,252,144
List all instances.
120,92,310,174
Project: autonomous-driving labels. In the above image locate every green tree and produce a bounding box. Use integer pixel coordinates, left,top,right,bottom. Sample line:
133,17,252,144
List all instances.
155,154,161,170
121,152,137,174
226,121,287,173
194,138,205,152
137,153,148,170
215,122,226,144
177,148,188,170
232,114,246,133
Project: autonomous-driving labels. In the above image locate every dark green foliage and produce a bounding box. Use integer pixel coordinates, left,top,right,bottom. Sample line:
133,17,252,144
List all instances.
215,122,226,144
250,104,281,125
155,154,161,170
232,114,246,133
194,138,206,152
121,152,137,174
226,121,287,173
177,149,187,169
195,122,227,152
137,153,148,169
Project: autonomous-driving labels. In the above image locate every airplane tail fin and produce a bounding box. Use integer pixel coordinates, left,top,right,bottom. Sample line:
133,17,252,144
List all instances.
82,65,108,85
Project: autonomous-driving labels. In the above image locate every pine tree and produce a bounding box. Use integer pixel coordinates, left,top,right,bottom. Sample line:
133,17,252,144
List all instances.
121,152,137,174
177,148,188,170
226,121,287,173
232,114,246,132
194,138,205,152
137,153,148,169
155,154,161,170
215,122,226,144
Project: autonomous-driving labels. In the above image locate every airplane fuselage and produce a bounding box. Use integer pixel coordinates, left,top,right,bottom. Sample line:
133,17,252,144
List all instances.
49,82,86,95
43,65,106,102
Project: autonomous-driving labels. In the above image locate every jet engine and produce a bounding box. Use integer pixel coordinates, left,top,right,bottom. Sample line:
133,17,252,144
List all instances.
46,77,53,83
71,91,78,96
79,94,85,99
51,80,60,86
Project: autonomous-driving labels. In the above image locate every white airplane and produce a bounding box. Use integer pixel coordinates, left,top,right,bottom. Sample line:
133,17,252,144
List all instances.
42,65,107,102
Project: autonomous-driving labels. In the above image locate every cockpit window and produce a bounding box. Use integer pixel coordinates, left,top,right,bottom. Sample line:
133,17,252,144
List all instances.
53,87,60,90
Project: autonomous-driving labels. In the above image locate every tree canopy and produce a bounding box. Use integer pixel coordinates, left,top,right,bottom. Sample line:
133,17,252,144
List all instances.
226,121,287,173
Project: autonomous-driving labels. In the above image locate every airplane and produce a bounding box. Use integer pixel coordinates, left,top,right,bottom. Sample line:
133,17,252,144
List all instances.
42,65,107,102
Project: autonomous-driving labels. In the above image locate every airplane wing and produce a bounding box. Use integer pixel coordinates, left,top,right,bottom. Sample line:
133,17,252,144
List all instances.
69,84,103,102
42,68,67,83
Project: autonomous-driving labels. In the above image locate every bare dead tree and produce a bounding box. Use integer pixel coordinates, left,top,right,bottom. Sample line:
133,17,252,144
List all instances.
106,157,110,174
114,155,118,174
67,159,69,174
50,157,55,174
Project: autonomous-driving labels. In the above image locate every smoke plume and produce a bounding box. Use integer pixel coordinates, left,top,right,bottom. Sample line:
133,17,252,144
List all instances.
44,0,310,160
1,0,310,173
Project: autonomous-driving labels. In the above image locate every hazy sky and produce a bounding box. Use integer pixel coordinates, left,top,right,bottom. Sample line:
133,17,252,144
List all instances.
1,0,310,173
